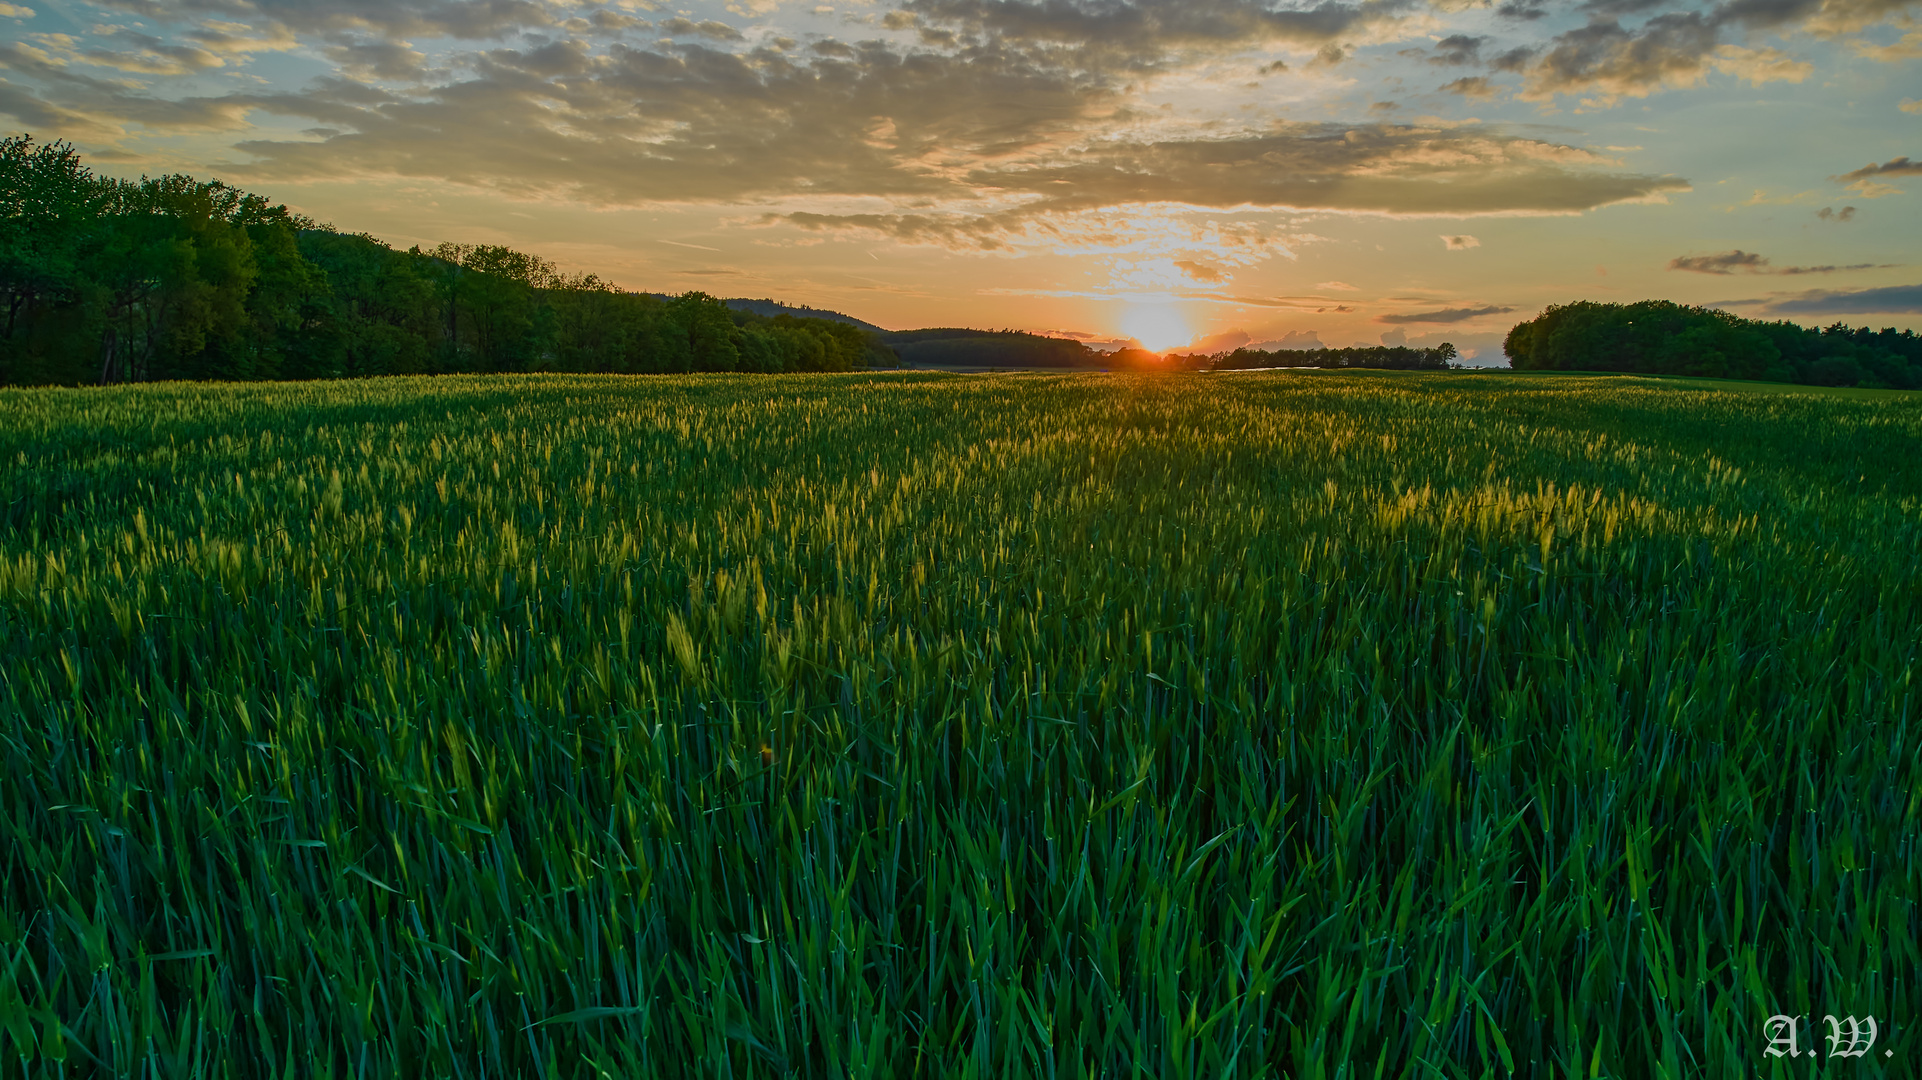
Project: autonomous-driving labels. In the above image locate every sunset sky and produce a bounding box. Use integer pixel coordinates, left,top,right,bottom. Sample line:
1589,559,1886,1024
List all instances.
3,0,1919,359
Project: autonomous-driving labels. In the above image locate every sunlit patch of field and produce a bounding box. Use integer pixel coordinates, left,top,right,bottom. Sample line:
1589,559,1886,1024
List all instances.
1490,369,1918,400
1,372,1916,1076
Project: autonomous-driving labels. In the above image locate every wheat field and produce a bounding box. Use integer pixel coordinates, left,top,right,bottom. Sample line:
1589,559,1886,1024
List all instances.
1,371,1916,1077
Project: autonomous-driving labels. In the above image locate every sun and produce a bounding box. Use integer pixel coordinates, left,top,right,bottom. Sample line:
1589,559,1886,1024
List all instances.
1119,303,1191,353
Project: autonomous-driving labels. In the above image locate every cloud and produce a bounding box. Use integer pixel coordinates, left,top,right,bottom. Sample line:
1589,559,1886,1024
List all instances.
1488,45,1534,71
87,0,571,41
1441,233,1480,248
659,17,744,41
1524,14,1717,101
1670,248,1888,274
1438,75,1499,98
1428,34,1486,65
323,38,434,82
0,39,262,135
901,0,1398,62
1316,280,1358,290
1188,328,1251,352
203,38,1117,208
1903,99,1922,114
1377,304,1514,323
1709,44,1812,85
1816,205,1856,221
1380,327,1407,344
1522,8,1815,104
1748,284,1922,315
922,123,1677,213
0,3,34,17
1833,155,1920,197
1580,0,1667,15
1250,329,1328,350
1834,156,1922,181
1174,259,1227,283
1849,30,1922,61
1668,249,1769,273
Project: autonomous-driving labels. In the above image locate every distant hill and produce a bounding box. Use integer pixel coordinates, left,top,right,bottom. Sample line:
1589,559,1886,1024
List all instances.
638,296,890,334
721,299,891,334
881,328,1103,368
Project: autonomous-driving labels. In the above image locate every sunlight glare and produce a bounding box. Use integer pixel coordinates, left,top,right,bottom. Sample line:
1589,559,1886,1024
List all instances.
1119,304,1191,353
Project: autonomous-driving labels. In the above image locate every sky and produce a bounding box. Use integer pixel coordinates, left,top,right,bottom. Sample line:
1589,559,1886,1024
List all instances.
2,0,1919,359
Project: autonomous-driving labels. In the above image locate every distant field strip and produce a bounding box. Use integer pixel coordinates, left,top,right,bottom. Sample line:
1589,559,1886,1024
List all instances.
0,372,1916,1077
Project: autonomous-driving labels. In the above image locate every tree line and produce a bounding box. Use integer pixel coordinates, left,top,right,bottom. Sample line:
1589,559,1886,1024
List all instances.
1503,300,1922,389
1202,343,1458,371
1,136,891,386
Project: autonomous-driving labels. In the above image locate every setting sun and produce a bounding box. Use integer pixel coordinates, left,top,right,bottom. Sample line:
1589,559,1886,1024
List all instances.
1119,303,1191,354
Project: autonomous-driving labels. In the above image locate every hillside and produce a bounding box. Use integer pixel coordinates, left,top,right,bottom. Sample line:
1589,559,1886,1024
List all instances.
718,299,891,335
881,328,1104,368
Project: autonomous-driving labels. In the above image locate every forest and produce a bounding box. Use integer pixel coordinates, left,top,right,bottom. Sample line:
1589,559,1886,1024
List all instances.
883,328,1103,368
0,136,890,386
1203,342,1459,371
1503,299,1922,388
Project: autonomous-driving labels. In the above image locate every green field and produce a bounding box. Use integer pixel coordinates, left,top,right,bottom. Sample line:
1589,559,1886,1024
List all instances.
1,371,1916,1077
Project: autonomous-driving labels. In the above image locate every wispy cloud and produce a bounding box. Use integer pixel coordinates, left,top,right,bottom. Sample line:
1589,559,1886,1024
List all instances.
1737,284,1922,315
1832,156,1921,197
1669,249,1887,274
1377,304,1514,323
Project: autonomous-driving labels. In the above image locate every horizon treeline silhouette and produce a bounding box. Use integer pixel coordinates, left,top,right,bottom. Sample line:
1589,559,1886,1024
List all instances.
1204,343,1458,371
1505,300,1922,388
1,136,888,385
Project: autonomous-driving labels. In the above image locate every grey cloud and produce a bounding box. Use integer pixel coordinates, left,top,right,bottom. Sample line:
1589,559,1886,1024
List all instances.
591,11,651,33
955,124,1690,216
1438,75,1498,96
323,38,434,82
1669,249,1768,273
1428,34,1485,65
1377,304,1514,323
1773,262,1888,274
3,12,1691,239
1525,14,1716,100
784,124,1689,249
1834,156,1922,182
1487,45,1534,71
0,78,129,139
659,18,744,42
1518,0,1885,103
0,40,256,130
1754,284,1922,314
1671,249,1888,274
1578,0,1667,16
221,40,1108,205
1816,205,1856,221
901,0,1393,61
1496,1,1548,20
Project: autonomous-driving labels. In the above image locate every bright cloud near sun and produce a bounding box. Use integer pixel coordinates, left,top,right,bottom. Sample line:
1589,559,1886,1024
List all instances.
0,0,1917,353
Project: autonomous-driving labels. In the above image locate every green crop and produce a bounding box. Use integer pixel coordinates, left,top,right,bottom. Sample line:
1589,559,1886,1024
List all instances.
0,371,1916,1077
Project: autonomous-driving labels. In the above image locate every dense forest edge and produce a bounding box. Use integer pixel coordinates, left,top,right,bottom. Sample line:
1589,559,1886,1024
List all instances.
1504,300,1922,389
1,136,891,385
